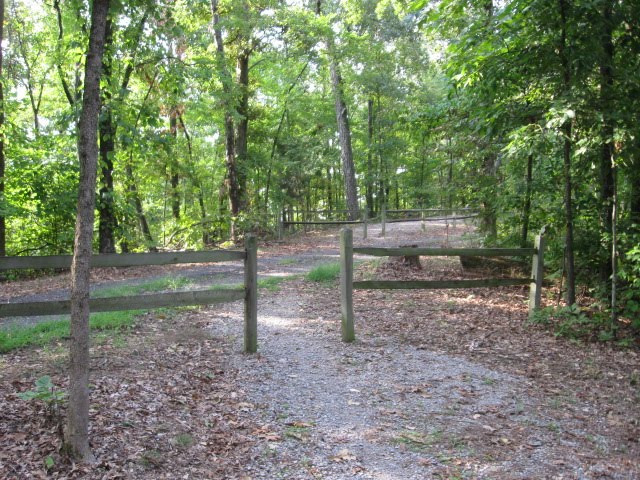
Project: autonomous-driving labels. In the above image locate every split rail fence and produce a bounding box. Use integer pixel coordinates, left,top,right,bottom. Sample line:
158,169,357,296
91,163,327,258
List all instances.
0,236,258,353
339,227,546,342
380,206,479,237
279,206,479,240
280,209,372,239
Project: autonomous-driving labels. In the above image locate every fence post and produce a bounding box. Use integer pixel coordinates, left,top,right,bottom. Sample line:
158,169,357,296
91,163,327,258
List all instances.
528,226,546,318
381,204,386,237
421,209,426,232
340,228,355,342
244,234,258,353
362,207,368,240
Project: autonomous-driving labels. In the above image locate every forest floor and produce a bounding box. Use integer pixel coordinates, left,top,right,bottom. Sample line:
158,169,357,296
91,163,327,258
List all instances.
1,220,639,479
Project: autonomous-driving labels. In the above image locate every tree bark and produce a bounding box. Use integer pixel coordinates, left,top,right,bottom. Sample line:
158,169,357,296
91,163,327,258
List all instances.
125,162,157,251
630,136,640,228
211,0,246,239
328,49,359,220
98,16,117,253
598,0,615,284
366,98,374,216
559,0,576,305
53,0,77,107
0,0,5,257
98,10,147,253
169,110,180,220
520,153,533,248
235,48,250,212
179,114,210,244
66,0,109,462
317,0,359,220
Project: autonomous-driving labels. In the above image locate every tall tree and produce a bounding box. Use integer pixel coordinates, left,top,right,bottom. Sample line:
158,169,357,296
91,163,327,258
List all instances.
98,6,149,252
598,0,615,284
317,0,359,219
97,13,117,252
210,0,250,238
558,0,576,305
66,0,110,461
0,0,5,257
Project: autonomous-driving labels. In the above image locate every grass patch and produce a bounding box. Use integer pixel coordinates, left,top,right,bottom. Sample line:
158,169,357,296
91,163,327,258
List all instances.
259,276,289,291
278,258,299,266
92,276,192,298
0,310,141,353
392,429,442,452
306,262,341,283
205,276,292,293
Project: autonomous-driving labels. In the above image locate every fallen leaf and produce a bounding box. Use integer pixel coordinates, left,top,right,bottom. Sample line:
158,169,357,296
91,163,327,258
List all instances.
331,449,357,462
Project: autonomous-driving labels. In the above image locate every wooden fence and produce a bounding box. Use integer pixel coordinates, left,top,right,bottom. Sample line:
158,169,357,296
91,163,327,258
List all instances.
0,236,259,353
339,227,546,342
280,209,371,239
380,206,479,237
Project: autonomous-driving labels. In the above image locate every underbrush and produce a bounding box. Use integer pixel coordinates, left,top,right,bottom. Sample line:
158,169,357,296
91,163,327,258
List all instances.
529,305,638,347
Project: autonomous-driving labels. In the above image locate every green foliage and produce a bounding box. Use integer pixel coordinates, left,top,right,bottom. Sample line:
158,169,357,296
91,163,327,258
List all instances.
18,375,66,403
2,0,639,335
18,375,66,426
619,242,640,329
530,305,611,341
306,263,341,283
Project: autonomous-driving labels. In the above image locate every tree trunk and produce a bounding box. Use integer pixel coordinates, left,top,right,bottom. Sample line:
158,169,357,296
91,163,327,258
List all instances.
54,0,78,107
98,16,117,253
329,56,359,220
235,48,250,212
0,0,5,257
326,166,333,212
316,0,359,220
520,153,533,248
211,0,245,239
66,0,109,462
559,0,576,305
125,163,156,252
448,137,454,211
169,110,180,220
97,11,147,253
598,0,614,285
630,136,640,228
179,114,210,244
366,98,374,216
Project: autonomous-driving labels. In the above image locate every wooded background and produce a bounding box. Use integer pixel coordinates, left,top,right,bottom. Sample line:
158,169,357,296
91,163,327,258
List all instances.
1,0,639,324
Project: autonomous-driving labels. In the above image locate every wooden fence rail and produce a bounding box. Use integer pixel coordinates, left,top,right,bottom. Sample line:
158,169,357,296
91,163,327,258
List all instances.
281,209,371,240
0,236,259,353
380,206,479,236
339,227,546,342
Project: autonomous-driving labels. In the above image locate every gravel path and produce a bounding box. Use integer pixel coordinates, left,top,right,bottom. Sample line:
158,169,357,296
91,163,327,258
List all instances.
195,220,624,479
205,278,602,479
